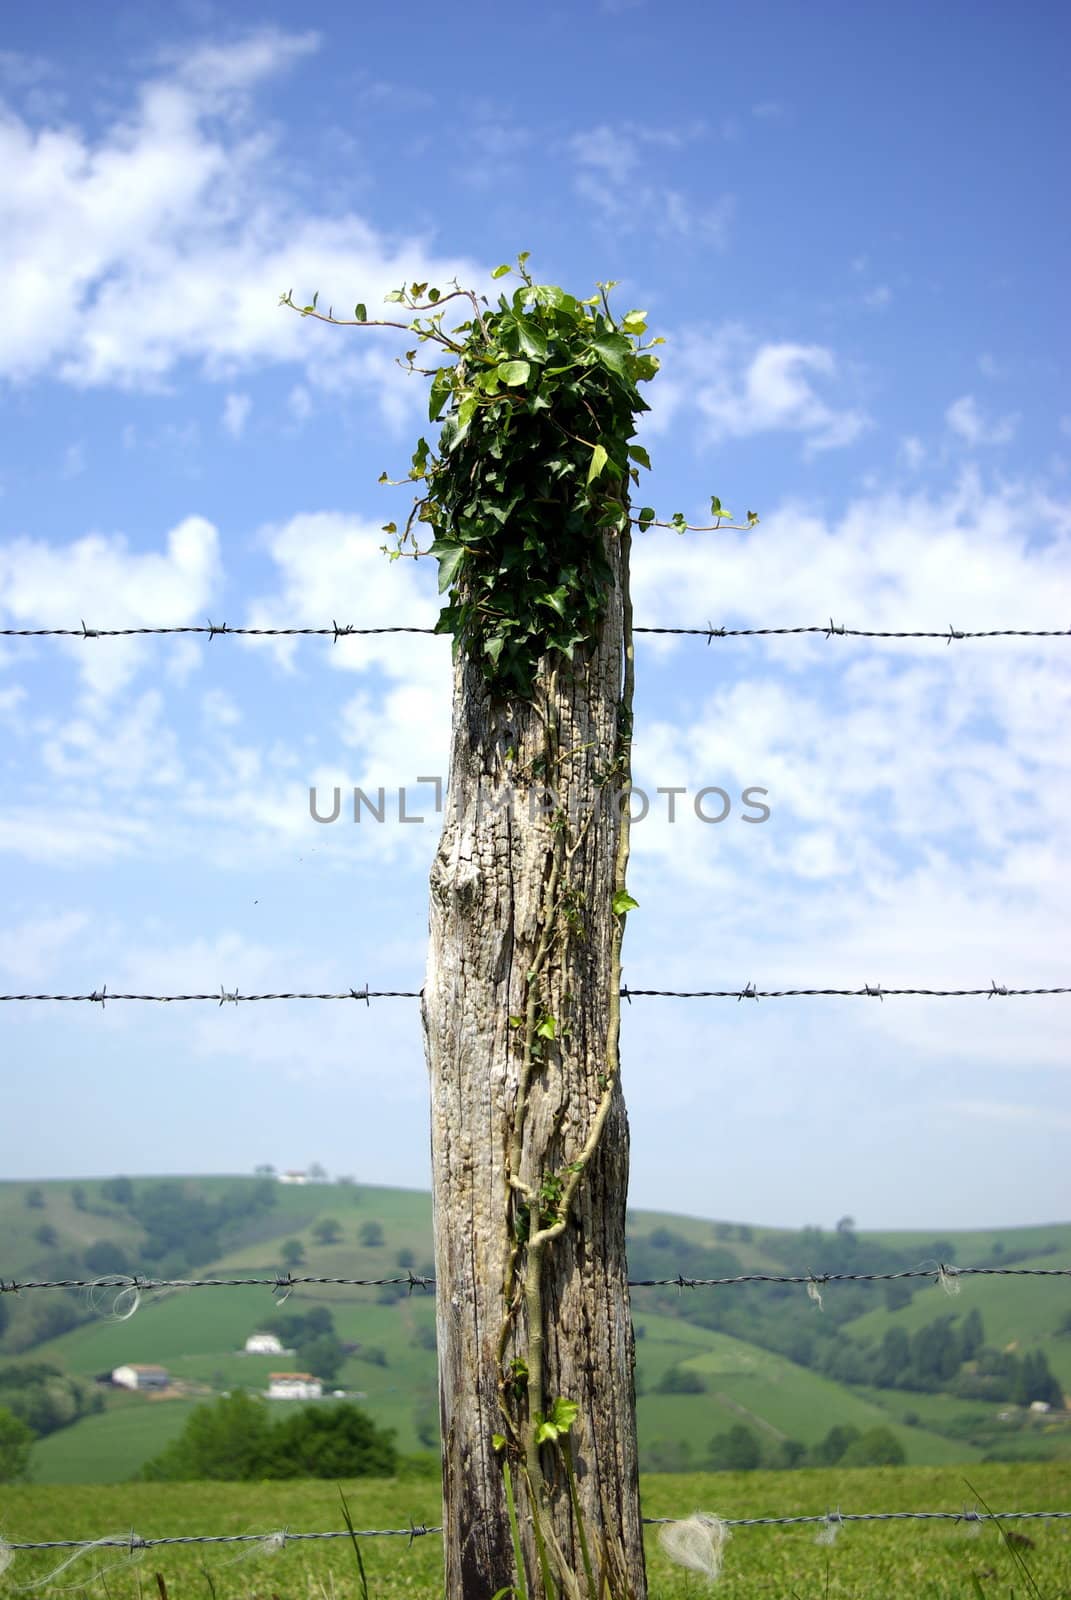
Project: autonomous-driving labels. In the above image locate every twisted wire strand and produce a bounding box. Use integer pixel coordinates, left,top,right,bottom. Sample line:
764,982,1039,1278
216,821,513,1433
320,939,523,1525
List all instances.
2,620,1068,641
3,1264,1068,1295
7,1509,1071,1551
1,981,1067,1003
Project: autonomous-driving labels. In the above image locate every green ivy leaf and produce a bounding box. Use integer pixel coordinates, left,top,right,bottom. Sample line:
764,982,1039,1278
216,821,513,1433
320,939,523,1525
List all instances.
535,1016,556,1040
492,264,512,279
537,587,569,618
429,367,452,422
587,442,609,484
547,1396,579,1433
497,360,531,386
612,890,639,914
590,333,632,378
429,541,468,594
637,506,656,530
354,303,367,322
513,318,548,362
627,443,652,471
622,310,648,334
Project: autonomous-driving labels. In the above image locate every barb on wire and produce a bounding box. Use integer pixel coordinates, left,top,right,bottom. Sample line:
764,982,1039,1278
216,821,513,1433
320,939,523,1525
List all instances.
2,979,1068,1003
6,1508,1070,1555
3,619,1068,641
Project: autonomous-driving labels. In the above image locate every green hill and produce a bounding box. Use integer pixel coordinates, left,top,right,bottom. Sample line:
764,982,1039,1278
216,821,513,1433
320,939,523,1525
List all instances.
1,1176,1068,1483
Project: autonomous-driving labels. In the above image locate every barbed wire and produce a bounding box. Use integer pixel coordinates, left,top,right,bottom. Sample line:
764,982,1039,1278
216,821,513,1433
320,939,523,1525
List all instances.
1,618,1068,642
2,979,1068,1005
3,1263,1067,1299
5,1508,1070,1554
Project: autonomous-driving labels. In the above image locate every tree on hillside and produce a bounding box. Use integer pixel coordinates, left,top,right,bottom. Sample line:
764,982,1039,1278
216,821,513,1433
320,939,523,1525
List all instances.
280,1238,305,1267
0,1407,33,1483
142,1394,396,1481
358,1219,384,1248
267,1403,397,1477
312,1217,343,1246
839,1426,905,1467
706,1424,760,1471
141,1391,275,1481
285,254,756,1599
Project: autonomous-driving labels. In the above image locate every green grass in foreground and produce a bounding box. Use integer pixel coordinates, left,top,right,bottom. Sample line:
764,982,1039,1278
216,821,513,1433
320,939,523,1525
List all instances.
1,1463,1069,1598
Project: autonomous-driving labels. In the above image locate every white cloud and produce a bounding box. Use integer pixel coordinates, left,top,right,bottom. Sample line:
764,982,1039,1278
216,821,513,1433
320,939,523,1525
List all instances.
568,121,733,248
61,441,87,478
201,688,241,728
862,284,891,309
623,469,1071,1066
946,394,1019,448
0,910,89,981
0,514,222,698
288,384,312,423
0,28,481,406
899,435,926,469
41,688,183,791
653,326,869,455
222,392,251,439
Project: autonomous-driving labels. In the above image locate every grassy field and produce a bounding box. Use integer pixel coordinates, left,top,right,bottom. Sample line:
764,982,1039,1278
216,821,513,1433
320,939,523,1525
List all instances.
1,1464,1068,1598
5,1178,1071,1484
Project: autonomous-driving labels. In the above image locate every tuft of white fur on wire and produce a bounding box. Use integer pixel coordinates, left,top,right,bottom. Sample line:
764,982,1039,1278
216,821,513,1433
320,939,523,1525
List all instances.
11,1531,146,1592
937,1263,961,1297
85,1277,142,1322
659,1513,731,1582
815,1510,843,1546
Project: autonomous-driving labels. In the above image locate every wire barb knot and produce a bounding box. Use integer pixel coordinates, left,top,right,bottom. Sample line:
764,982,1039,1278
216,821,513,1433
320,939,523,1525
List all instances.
737,980,758,1002
620,982,631,1004
80,618,99,639
218,986,240,1006
705,622,726,643
206,618,230,639
825,617,846,637
89,985,107,1007
332,619,355,643
864,982,884,1001
989,979,1009,997
350,984,370,1005
946,624,965,644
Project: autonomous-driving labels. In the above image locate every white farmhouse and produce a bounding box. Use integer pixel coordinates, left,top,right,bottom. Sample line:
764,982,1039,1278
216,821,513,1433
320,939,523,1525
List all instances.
277,1170,308,1185
112,1363,169,1390
268,1371,322,1400
244,1332,284,1355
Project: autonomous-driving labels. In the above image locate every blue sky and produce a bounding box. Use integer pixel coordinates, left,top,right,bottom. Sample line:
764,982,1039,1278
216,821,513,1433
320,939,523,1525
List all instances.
1,0,1069,1228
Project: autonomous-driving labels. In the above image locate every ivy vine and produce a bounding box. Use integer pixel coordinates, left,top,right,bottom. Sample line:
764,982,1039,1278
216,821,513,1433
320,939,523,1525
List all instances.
281,252,757,698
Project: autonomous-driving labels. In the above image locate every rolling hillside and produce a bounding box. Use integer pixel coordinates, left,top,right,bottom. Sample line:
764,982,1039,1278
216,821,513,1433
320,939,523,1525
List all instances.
1,1176,1068,1482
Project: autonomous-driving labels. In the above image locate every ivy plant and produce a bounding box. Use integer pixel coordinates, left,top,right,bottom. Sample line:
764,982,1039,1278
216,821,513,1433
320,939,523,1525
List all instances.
281,253,757,699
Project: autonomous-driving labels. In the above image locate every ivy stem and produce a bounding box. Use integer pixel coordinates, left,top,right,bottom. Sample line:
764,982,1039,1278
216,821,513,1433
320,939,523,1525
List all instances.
517,516,635,1531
